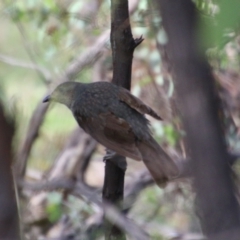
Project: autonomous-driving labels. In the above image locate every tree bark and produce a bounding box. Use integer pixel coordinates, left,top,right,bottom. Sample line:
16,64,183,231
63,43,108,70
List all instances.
0,103,20,240
156,0,240,238
102,0,143,239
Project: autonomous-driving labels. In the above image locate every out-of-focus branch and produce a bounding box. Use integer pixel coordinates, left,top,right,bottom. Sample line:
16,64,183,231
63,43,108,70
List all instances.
16,22,51,84
47,127,97,182
62,30,110,81
20,178,149,240
20,150,240,239
83,170,154,239
156,0,240,238
0,53,51,82
16,103,49,178
0,103,20,240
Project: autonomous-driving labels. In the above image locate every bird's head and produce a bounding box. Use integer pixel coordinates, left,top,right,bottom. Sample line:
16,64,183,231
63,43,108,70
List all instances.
43,82,78,107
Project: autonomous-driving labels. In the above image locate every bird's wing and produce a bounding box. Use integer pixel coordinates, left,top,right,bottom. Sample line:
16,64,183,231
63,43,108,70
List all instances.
74,112,142,161
74,111,179,187
118,87,162,120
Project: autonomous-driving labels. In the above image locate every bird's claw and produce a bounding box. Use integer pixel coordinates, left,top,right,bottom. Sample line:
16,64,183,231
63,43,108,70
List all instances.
103,149,127,171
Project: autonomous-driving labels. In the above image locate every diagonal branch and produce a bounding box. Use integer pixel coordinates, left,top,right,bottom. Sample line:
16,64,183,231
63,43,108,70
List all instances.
15,22,51,84
20,178,150,240
63,30,110,81
0,54,51,82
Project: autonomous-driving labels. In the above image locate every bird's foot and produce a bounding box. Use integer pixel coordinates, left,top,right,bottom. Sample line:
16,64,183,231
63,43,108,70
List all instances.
104,149,117,161
103,149,127,171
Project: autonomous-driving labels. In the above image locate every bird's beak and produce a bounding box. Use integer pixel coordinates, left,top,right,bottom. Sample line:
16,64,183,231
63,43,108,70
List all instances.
42,95,50,103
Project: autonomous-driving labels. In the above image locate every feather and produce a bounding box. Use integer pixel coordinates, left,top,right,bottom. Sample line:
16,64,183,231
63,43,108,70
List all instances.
74,111,178,186
45,81,179,186
74,112,142,161
118,87,162,120
138,137,179,186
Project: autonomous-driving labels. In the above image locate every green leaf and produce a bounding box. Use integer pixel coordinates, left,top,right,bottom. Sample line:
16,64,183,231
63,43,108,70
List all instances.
163,124,179,146
43,0,56,10
46,192,62,223
199,0,240,48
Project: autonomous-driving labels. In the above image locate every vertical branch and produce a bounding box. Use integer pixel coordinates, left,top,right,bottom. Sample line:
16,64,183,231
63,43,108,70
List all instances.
156,0,240,238
0,103,20,240
17,103,49,178
111,1,132,88
102,0,143,239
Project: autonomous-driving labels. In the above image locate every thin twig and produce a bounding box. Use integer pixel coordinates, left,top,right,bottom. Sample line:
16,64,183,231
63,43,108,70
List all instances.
15,22,51,84
20,178,149,240
0,53,51,82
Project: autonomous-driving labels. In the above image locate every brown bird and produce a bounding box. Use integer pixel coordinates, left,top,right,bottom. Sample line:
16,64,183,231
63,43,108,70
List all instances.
43,81,178,186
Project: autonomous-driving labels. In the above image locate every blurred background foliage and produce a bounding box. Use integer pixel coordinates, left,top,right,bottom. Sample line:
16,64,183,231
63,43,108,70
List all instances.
0,0,240,239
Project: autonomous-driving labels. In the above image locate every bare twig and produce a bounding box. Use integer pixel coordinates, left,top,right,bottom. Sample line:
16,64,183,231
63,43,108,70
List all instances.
0,53,51,82
20,178,149,240
15,22,51,84
47,128,97,182
62,30,110,82
16,103,49,178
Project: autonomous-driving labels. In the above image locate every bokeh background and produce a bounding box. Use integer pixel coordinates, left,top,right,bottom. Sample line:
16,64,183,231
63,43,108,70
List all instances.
0,0,240,239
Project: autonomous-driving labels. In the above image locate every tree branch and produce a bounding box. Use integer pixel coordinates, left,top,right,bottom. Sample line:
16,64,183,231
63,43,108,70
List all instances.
102,0,143,239
0,102,20,239
47,127,97,182
15,22,51,84
0,53,51,82
156,0,240,238
20,178,150,240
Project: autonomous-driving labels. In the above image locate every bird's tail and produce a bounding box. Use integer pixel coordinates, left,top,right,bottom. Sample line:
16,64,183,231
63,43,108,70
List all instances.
138,137,179,187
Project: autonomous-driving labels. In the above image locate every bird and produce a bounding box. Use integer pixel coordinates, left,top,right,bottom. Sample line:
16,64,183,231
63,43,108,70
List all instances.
43,81,179,186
